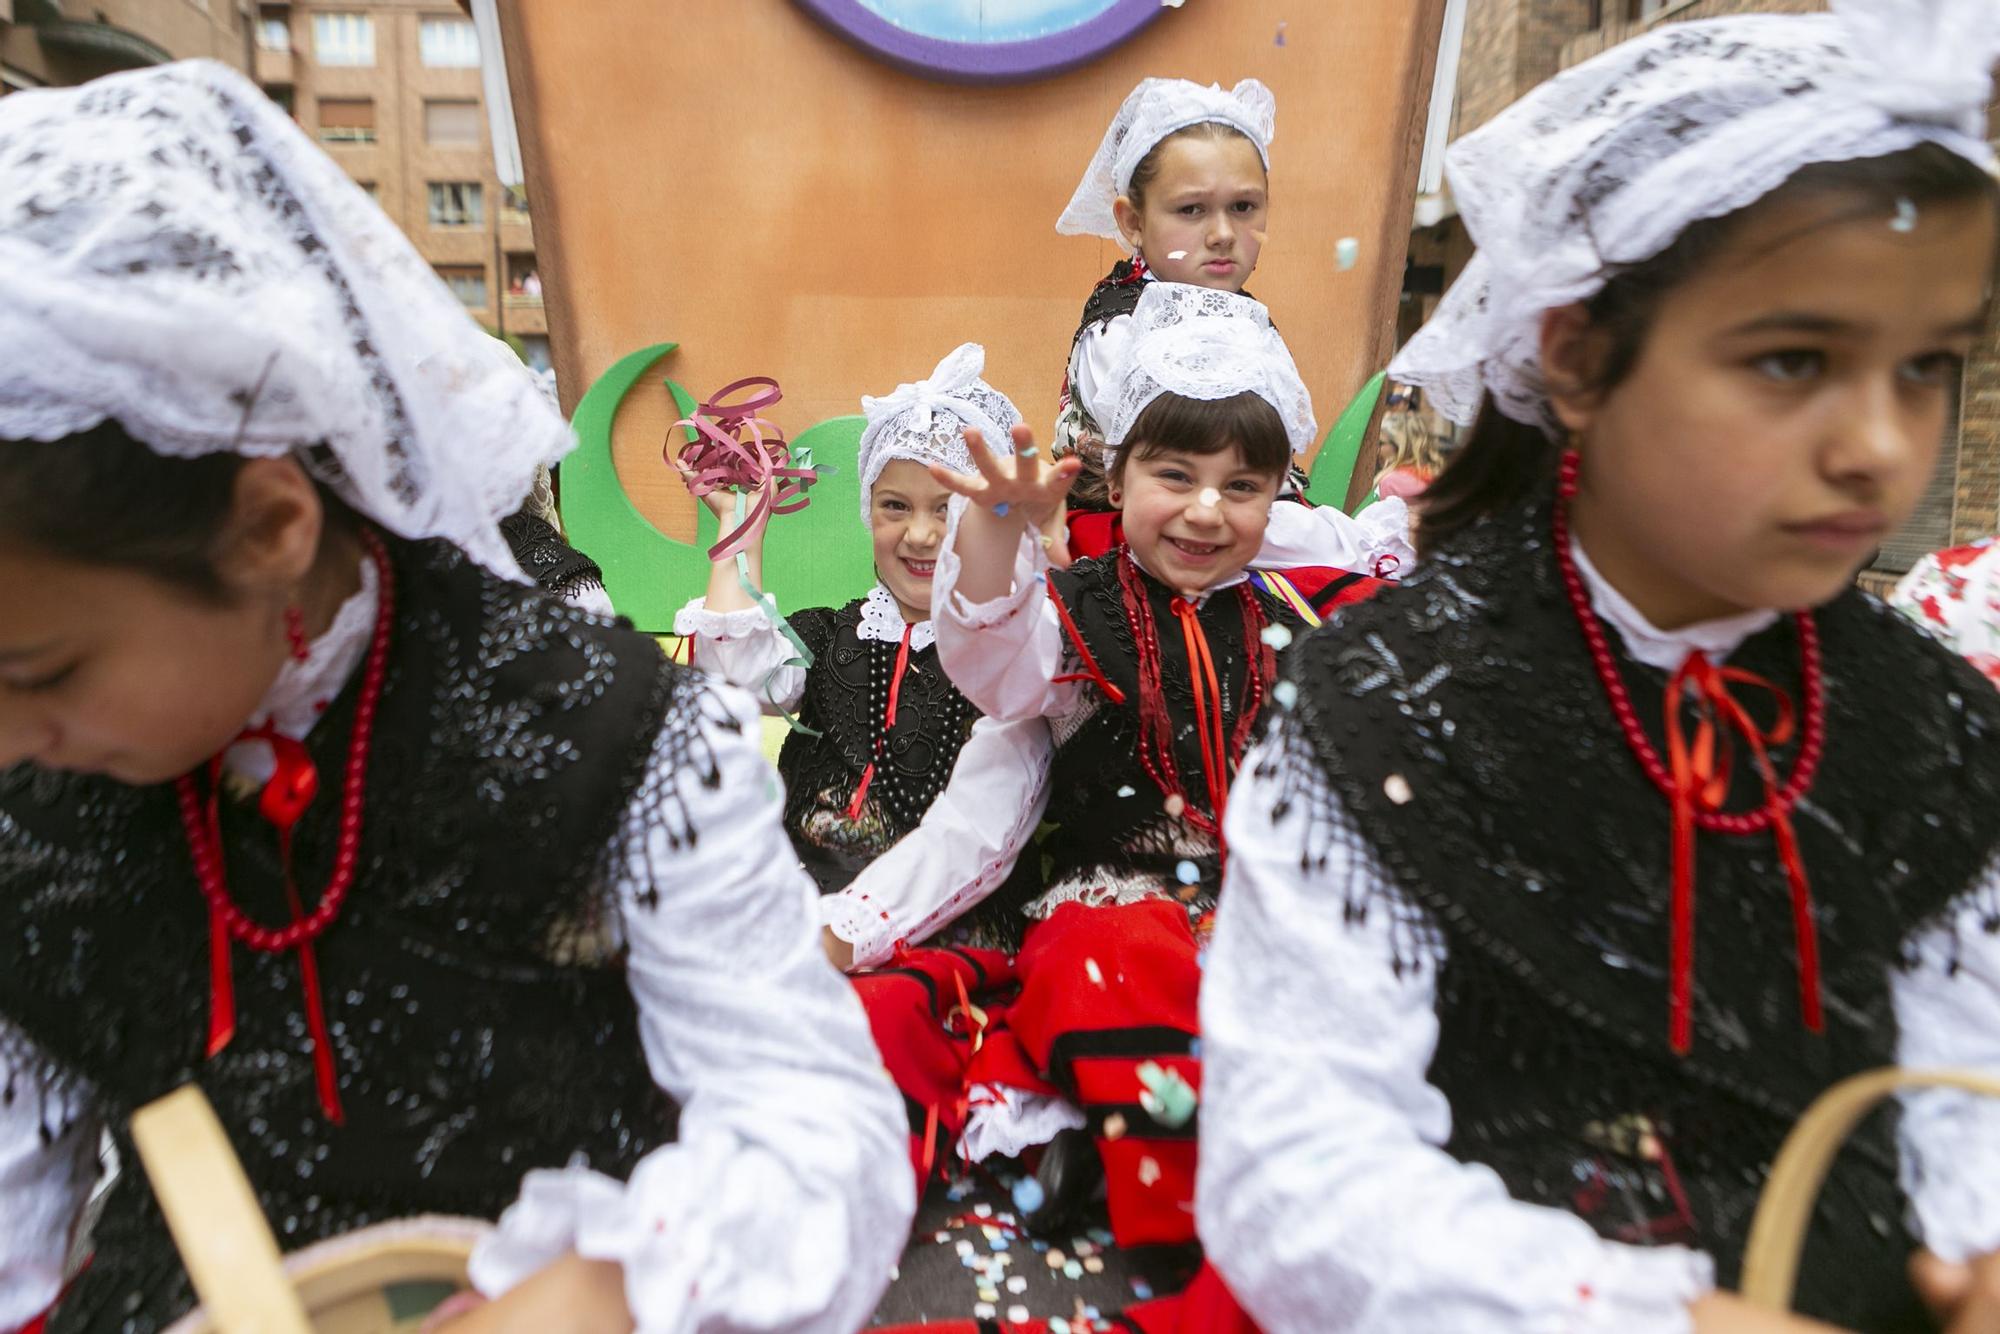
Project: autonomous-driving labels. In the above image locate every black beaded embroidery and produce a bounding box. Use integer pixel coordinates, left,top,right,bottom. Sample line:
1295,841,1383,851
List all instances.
1038,555,1305,912
499,506,609,607
1267,492,2000,1330
778,600,1039,951
0,538,709,1334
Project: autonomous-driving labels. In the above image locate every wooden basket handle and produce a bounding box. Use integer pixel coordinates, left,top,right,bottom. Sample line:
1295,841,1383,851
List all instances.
130,1085,314,1334
1740,1067,2000,1310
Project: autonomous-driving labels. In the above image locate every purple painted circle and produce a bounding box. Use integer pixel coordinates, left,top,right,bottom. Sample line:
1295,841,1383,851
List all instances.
792,0,1165,84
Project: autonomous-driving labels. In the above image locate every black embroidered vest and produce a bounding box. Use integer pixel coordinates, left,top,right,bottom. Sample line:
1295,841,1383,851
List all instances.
1279,496,2000,1331
778,599,1039,950
1071,260,1148,351
1042,554,1304,906
0,538,705,1333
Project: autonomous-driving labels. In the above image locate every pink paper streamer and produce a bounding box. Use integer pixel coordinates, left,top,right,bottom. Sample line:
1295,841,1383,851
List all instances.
667,376,820,562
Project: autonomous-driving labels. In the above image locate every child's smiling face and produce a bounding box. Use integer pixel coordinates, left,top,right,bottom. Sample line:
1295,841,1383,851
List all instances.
1115,132,1268,291
869,459,954,624
1115,442,1280,598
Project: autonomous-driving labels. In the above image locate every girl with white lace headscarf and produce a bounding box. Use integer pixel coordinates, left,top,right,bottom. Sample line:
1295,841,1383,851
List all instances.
809,285,1348,1327
673,345,1050,950
1051,80,1274,486
0,59,910,1334
1049,76,1410,582
1198,2,2000,1331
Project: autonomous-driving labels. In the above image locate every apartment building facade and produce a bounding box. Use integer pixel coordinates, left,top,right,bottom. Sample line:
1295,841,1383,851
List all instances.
1,0,252,94
255,0,547,366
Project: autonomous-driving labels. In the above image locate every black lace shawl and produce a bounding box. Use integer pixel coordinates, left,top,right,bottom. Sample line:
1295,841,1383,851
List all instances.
779,599,1040,951
1271,493,2000,1330
0,538,712,1332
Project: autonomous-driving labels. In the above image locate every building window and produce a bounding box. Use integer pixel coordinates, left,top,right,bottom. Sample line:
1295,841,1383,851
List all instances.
424,99,483,147
506,253,542,299
313,13,375,66
419,18,481,68
501,185,531,219
264,84,296,117
257,16,291,52
427,182,484,228
356,181,380,201
436,265,488,309
317,98,376,145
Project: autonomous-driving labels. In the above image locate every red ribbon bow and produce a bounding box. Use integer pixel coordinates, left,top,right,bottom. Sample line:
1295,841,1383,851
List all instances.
1663,652,1824,1055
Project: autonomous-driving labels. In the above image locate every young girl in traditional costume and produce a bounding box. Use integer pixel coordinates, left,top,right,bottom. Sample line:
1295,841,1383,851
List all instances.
1201,3,2000,1330
0,61,909,1334
1053,78,1276,486
1052,77,1412,578
673,345,1047,954
828,287,1318,1298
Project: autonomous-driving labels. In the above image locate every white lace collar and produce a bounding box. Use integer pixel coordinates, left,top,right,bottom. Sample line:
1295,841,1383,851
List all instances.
858,584,936,652
224,556,378,780
1572,538,1779,672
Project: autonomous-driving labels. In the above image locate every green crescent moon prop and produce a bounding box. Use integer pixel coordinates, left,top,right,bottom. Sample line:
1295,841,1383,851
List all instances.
1305,370,1387,515
561,343,878,632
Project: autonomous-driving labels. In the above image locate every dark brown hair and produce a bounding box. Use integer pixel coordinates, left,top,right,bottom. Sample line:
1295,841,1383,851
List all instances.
0,420,352,598
1417,144,2000,557
1107,390,1291,496
1125,122,1264,212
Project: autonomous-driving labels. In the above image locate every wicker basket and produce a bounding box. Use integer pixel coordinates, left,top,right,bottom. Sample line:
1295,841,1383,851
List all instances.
131,1086,483,1334
1740,1067,2000,1309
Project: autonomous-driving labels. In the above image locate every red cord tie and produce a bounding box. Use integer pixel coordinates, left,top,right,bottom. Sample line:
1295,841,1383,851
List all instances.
1048,581,1127,703
1111,556,1274,850
1551,451,1826,1055
1170,598,1233,836
1662,651,1824,1054
847,624,915,822
176,530,397,1124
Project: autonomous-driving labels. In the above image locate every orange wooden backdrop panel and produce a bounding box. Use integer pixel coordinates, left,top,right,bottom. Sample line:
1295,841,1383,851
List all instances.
496,0,1443,545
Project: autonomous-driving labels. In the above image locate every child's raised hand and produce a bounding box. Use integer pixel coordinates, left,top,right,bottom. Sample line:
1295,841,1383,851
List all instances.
931,425,1080,534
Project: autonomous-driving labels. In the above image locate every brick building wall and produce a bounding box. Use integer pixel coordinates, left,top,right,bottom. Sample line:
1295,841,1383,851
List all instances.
1,0,252,93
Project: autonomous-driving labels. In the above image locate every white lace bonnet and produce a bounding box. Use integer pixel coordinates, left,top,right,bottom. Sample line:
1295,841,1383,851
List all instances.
1388,0,2000,430
1100,283,1316,459
855,343,1022,524
1056,78,1277,243
0,60,571,582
